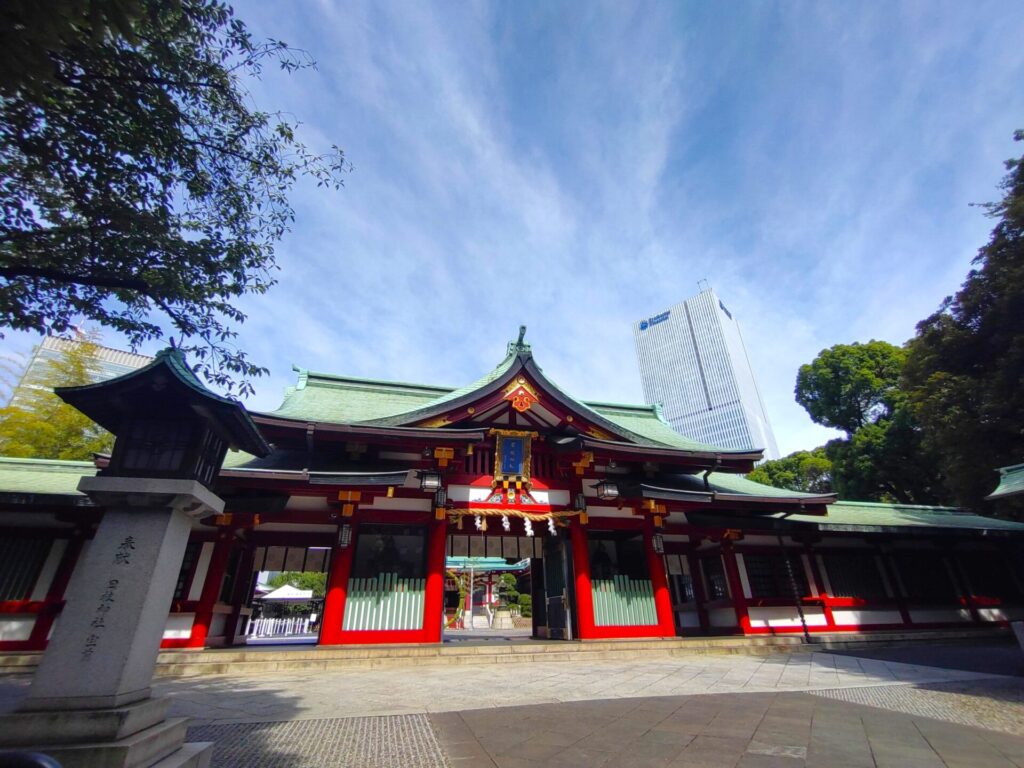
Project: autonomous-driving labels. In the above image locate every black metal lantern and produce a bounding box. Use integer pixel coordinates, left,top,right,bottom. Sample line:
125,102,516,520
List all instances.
57,349,270,489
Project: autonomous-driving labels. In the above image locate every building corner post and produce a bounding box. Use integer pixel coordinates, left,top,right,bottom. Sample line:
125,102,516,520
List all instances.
569,518,596,639
643,519,676,637
186,530,234,648
319,521,358,645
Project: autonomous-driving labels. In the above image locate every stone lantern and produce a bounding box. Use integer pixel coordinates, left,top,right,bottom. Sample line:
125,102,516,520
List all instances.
0,348,269,767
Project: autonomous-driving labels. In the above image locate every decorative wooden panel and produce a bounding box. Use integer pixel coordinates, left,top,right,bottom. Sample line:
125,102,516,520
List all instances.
591,576,658,626
342,573,425,631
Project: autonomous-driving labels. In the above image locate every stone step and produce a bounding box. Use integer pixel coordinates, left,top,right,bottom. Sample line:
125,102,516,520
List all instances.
22,717,189,768
150,741,213,768
1,627,1007,679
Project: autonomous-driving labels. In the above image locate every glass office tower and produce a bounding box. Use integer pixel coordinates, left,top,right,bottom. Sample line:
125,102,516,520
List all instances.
633,288,780,459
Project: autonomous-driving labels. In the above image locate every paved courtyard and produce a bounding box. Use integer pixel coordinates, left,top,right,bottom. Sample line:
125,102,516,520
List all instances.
0,642,1022,766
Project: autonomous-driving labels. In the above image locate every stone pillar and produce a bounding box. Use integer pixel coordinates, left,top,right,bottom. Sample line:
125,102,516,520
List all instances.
0,476,222,767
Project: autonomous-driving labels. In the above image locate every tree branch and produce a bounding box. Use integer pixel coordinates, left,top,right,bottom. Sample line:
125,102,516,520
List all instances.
0,265,150,292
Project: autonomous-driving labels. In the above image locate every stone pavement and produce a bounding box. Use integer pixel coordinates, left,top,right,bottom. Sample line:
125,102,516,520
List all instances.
1,642,1022,766
154,650,1005,724
429,689,1024,768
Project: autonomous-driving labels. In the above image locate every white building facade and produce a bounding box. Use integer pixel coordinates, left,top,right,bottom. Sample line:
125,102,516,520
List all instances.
633,288,780,459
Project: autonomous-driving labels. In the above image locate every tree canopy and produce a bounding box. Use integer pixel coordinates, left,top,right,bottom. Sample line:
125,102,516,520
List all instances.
904,131,1024,514
793,341,947,505
795,341,906,435
0,334,113,459
747,448,832,495
0,0,346,395
267,571,326,598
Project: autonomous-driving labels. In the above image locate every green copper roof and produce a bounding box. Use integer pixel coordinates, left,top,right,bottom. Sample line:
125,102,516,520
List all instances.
987,463,1024,500
273,369,453,423
705,472,829,499
359,352,521,426
0,457,95,496
268,352,749,455
588,403,726,453
777,500,1024,532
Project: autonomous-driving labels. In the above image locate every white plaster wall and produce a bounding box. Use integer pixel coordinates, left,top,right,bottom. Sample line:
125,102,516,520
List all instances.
187,543,214,601
736,554,752,599
0,616,34,641
831,609,902,626
747,607,828,628
29,539,68,601
815,555,833,594
908,608,971,623
162,613,195,640
709,607,738,627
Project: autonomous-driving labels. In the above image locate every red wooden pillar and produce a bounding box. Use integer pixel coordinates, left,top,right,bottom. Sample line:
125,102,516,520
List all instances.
186,532,233,648
569,519,596,640
720,541,752,633
319,522,357,645
643,521,676,637
422,518,449,643
27,532,87,649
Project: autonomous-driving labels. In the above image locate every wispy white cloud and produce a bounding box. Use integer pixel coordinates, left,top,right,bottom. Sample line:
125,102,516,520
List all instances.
4,1,1023,458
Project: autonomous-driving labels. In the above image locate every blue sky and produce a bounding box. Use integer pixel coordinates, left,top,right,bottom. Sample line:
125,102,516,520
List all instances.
5,1,1024,455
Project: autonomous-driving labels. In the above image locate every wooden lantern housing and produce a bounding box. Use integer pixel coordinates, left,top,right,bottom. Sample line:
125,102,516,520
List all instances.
57,348,271,489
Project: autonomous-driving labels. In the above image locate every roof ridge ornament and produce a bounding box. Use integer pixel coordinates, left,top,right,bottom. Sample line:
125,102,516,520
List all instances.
506,325,531,357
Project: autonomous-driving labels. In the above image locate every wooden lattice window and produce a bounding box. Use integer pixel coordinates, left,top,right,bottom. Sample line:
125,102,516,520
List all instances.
823,553,887,601
701,555,729,600
0,538,50,601
893,552,958,602
743,553,809,599
957,552,1021,600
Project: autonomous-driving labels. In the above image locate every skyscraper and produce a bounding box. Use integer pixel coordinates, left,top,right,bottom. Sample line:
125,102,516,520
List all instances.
6,335,152,408
632,287,780,459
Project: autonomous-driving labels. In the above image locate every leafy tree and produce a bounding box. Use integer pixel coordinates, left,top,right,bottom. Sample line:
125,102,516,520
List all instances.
795,341,906,434
905,131,1024,514
267,571,326,598
0,334,113,459
747,448,833,494
496,573,520,607
0,0,347,395
794,342,947,505
824,404,948,505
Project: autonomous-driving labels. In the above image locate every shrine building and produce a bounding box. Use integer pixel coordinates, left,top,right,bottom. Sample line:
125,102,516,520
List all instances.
1,331,1023,652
